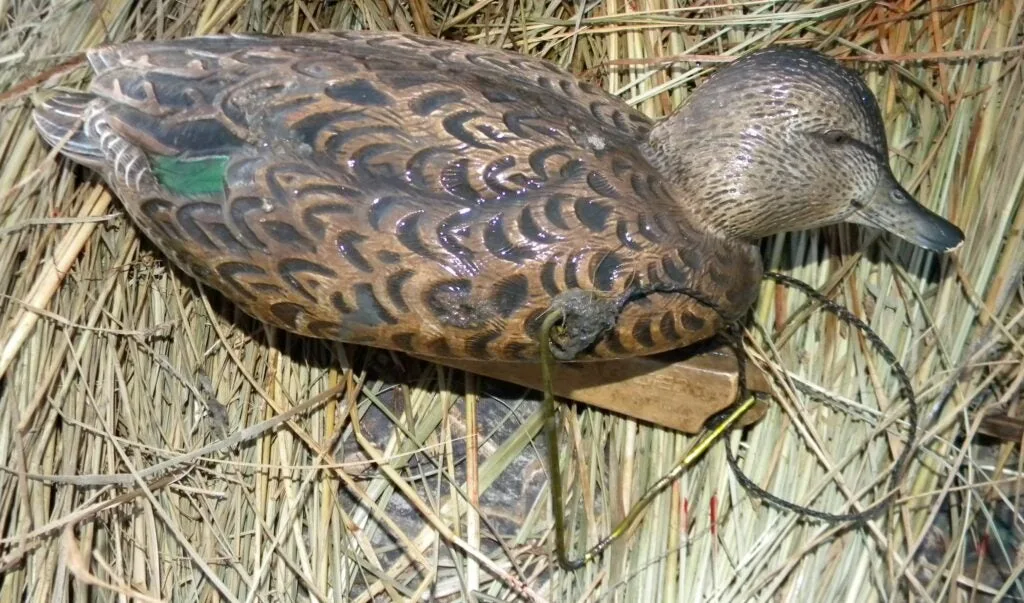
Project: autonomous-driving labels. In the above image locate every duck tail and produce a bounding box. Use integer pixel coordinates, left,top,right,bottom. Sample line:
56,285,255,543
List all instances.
32,92,106,168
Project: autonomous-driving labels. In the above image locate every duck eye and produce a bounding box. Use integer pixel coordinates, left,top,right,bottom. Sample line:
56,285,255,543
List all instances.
823,130,850,145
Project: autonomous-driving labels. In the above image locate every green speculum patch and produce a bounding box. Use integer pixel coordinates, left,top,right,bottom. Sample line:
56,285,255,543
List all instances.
149,155,230,197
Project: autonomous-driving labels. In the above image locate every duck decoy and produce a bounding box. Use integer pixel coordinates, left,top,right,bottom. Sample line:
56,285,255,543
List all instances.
32,32,963,431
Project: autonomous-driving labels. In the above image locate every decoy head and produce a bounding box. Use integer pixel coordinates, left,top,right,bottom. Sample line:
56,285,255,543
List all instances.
645,46,964,253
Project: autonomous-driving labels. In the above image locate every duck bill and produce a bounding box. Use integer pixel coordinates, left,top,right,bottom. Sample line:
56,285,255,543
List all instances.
849,182,965,253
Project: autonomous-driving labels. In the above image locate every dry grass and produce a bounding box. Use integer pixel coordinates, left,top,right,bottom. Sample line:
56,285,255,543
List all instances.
1,0,1022,601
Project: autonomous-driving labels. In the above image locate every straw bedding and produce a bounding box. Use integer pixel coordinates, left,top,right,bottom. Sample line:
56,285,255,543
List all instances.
0,1,1021,601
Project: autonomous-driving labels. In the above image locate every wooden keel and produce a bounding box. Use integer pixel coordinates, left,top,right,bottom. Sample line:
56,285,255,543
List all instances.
421,340,772,434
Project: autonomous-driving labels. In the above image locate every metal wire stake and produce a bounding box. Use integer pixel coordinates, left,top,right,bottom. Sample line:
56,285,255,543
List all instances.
539,309,756,570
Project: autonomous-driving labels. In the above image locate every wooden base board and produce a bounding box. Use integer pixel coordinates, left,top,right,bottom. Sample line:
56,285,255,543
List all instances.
422,341,772,434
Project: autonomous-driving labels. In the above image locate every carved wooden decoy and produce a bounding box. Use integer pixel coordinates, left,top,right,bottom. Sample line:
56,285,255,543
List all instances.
33,32,963,430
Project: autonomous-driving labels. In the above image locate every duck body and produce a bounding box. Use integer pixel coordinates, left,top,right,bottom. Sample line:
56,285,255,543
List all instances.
34,31,761,361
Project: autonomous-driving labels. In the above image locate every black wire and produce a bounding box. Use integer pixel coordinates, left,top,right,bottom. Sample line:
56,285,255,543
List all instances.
730,271,918,524
610,270,919,525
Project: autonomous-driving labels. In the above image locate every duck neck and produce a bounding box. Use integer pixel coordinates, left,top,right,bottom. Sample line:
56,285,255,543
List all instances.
641,128,757,244
642,115,814,246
